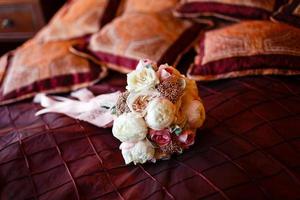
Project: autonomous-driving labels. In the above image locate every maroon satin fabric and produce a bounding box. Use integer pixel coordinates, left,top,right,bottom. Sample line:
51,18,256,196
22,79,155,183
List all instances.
1,72,300,199
176,0,289,20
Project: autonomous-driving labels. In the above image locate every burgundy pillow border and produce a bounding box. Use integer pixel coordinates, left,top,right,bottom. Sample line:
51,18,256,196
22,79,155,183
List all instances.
71,41,139,74
71,23,207,73
272,0,300,28
0,52,108,105
175,0,289,21
187,33,300,81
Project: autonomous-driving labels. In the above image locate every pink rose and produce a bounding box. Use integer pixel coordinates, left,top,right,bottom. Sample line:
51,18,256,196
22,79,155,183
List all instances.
149,129,171,147
157,65,181,81
177,130,196,148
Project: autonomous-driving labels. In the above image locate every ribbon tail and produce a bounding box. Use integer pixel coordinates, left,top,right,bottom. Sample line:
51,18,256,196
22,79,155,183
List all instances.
34,90,121,128
34,93,60,107
77,110,116,128
35,98,92,116
71,88,95,101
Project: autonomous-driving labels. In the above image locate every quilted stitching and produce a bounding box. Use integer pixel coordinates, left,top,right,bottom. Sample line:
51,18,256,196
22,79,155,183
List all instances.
0,75,300,199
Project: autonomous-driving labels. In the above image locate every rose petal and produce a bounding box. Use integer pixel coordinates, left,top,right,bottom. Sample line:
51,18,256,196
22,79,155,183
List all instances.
178,133,188,143
120,142,136,150
160,69,171,80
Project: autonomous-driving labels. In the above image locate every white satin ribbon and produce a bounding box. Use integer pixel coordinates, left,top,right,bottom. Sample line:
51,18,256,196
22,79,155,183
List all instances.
34,89,121,128
70,88,95,101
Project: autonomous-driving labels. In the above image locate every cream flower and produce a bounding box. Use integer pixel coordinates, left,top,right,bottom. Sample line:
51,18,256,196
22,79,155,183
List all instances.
112,112,147,142
120,140,155,165
136,59,157,71
120,147,133,165
182,100,205,128
126,63,159,92
126,90,160,116
145,98,175,130
119,142,135,164
180,78,205,128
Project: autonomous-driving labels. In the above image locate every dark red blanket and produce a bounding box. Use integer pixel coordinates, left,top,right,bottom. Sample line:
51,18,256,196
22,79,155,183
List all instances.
1,73,300,200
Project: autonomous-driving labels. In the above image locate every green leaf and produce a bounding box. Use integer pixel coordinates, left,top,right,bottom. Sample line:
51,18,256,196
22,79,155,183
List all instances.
145,64,153,69
110,106,116,115
170,125,182,136
101,105,110,109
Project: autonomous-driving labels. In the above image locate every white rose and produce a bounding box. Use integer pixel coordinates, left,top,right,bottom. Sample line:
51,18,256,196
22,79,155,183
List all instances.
112,113,147,142
183,100,205,128
120,140,155,164
126,64,159,92
145,98,175,130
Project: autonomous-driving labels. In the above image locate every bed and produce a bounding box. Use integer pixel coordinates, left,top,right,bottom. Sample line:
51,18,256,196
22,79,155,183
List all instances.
1,0,300,199
1,72,300,199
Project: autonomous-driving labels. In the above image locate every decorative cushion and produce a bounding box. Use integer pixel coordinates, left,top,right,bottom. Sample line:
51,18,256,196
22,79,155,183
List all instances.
188,20,300,81
0,53,8,84
36,0,120,42
123,0,179,13
72,12,204,73
0,39,107,105
174,0,288,21
272,0,300,28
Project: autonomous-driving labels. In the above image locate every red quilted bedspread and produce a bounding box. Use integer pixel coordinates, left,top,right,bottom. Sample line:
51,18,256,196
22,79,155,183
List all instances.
1,73,300,200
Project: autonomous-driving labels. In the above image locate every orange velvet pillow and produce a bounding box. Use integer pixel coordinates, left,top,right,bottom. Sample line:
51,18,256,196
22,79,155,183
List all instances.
36,0,121,42
0,39,107,105
188,21,300,81
72,12,204,73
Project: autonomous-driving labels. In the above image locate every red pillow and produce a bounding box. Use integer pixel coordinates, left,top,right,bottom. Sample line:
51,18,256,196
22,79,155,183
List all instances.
0,39,107,105
188,20,300,81
174,0,288,21
272,0,300,28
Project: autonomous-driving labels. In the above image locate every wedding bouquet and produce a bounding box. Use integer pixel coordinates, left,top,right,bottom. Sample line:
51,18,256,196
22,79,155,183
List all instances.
35,59,205,165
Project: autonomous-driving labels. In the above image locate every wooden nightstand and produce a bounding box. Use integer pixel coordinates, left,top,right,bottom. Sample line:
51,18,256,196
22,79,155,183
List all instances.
0,0,64,42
